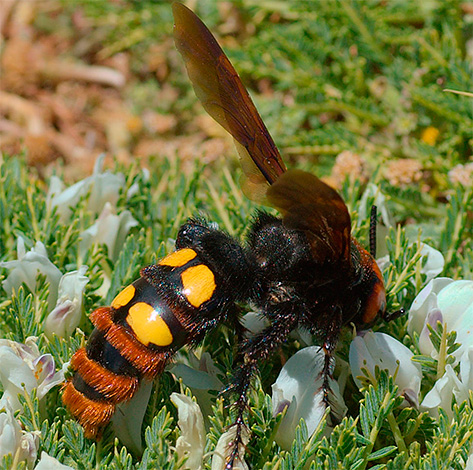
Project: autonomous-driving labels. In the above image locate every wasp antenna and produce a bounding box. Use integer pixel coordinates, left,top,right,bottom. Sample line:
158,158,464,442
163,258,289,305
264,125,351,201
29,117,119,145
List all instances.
369,205,378,257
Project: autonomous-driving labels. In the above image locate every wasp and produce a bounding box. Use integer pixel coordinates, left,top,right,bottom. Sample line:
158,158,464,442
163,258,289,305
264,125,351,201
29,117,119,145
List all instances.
63,3,398,467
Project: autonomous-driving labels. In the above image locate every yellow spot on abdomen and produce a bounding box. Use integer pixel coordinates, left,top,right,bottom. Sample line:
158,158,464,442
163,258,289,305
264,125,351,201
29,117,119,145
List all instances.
159,248,197,267
126,302,173,347
181,264,216,308
111,284,136,309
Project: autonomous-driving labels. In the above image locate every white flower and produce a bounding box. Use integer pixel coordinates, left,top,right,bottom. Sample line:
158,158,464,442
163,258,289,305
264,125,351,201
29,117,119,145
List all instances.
458,347,473,399
47,154,125,221
0,337,64,412
34,452,74,470
19,430,40,469
112,380,153,455
79,202,138,262
271,346,346,450
0,402,22,462
0,238,62,309
349,331,422,407
0,240,89,336
44,266,89,338
211,424,249,470
171,393,205,470
0,401,39,467
422,346,473,421
420,364,460,420
419,244,444,283
408,278,473,358
408,277,452,354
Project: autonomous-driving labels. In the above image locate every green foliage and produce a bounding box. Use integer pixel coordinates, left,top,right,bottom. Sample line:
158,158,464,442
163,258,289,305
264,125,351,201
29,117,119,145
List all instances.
0,149,471,468
138,409,177,469
1,0,473,469
228,0,472,177
439,186,473,273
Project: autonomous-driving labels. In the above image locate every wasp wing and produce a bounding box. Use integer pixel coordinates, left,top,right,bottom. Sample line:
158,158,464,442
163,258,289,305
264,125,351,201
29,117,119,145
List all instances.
172,2,286,200
174,3,351,268
267,169,352,268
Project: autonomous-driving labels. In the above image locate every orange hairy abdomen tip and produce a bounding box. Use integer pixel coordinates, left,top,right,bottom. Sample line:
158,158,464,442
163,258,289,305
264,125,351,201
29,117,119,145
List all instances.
62,382,115,439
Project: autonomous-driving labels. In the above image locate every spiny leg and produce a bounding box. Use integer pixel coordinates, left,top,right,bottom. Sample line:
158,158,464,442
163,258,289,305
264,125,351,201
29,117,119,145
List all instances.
315,310,342,426
321,339,337,425
224,311,298,469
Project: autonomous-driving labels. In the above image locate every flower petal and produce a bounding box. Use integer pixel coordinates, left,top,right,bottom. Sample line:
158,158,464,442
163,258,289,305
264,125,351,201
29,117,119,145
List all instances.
34,452,75,470
0,238,62,309
439,281,473,353
407,277,453,337
421,365,460,420
0,346,37,411
112,380,153,455
241,312,268,337
20,430,40,468
418,308,443,357
79,203,137,262
47,154,125,221
459,347,473,390
171,393,205,470
0,339,63,411
419,243,444,283
0,403,22,461
33,354,65,399
349,332,422,406
44,266,89,338
272,346,345,449
172,352,222,425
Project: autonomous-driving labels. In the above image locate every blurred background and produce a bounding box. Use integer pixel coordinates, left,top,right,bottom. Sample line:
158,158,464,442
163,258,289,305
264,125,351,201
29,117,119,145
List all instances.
0,0,472,187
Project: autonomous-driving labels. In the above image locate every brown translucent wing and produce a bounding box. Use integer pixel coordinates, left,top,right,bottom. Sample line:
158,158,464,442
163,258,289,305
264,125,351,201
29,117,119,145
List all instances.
172,2,286,200
267,169,352,268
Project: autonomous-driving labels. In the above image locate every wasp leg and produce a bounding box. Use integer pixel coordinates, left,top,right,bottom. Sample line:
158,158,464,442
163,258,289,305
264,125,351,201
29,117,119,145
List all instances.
321,341,337,425
224,312,298,469
310,310,342,426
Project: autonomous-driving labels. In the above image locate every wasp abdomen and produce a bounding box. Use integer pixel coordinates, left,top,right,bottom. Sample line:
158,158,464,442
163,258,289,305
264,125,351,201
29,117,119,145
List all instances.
62,247,229,439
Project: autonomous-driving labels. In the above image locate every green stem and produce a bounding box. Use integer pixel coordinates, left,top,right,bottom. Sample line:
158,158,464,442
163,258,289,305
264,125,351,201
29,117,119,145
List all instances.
95,440,102,470
23,388,40,431
387,411,408,453
436,322,448,380
10,447,21,470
